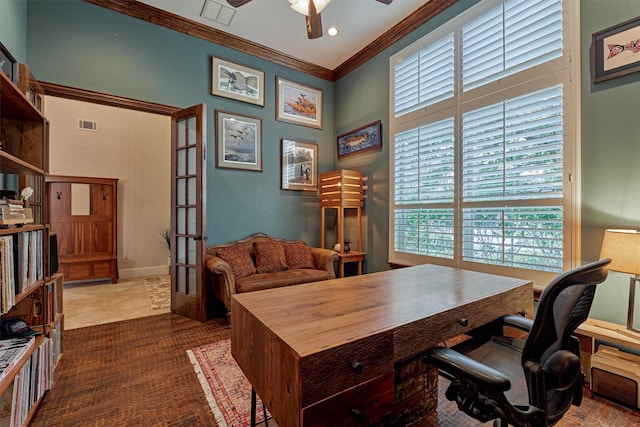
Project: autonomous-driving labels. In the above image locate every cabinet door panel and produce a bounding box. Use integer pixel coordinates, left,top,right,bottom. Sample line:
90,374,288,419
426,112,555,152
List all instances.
48,182,72,217
92,184,114,217
92,221,114,255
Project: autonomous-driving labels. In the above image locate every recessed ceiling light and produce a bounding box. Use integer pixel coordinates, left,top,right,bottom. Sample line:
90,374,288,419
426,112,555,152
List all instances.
327,27,339,36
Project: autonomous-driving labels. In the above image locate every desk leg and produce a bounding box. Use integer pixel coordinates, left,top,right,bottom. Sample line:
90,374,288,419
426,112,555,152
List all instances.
575,333,595,384
339,261,345,278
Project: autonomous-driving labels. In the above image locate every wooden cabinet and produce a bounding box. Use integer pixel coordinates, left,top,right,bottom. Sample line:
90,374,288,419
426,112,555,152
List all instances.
0,69,63,427
46,176,119,283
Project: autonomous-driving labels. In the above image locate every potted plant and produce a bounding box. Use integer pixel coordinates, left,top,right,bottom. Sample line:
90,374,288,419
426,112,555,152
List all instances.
159,227,171,267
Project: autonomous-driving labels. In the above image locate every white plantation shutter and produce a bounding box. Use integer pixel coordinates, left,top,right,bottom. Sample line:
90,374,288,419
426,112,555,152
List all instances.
390,0,573,276
394,34,455,116
462,0,563,91
462,85,564,202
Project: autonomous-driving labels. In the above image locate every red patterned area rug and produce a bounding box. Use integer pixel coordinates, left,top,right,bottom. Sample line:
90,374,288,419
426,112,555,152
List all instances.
187,339,272,427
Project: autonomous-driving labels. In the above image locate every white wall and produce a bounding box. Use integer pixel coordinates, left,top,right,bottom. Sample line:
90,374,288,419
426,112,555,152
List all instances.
45,96,171,279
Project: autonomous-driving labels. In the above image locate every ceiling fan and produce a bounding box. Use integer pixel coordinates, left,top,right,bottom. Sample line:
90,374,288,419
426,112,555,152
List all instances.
226,0,394,39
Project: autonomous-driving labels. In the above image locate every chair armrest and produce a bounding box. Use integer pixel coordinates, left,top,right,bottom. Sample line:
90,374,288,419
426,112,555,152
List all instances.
428,347,511,392
500,314,534,333
311,247,339,279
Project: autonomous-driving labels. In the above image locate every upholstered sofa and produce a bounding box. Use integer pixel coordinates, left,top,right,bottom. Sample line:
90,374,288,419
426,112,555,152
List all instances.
205,232,338,320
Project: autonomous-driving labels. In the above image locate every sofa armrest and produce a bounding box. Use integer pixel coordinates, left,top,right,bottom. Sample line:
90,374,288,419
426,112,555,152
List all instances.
311,248,339,279
204,254,237,316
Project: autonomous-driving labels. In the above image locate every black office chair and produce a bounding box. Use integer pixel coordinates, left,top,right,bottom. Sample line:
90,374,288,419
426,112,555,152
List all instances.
427,258,611,427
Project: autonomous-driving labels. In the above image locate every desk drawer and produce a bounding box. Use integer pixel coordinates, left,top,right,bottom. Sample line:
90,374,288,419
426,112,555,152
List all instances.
394,284,532,361
301,331,393,406
302,372,394,427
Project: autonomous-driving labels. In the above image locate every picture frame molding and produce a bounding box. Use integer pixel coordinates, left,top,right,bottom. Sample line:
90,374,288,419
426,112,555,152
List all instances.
591,16,640,83
336,120,382,159
215,110,263,172
281,139,318,191
211,57,265,106
276,77,323,129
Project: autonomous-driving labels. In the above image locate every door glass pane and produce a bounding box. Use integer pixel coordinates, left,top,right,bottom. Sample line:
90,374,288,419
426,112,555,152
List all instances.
177,208,185,233
188,177,196,205
188,147,196,175
177,235,186,264
177,119,186,148
187,267,196,296
177,178,186,205
188,207,196,235
177,265,186,293
188,238,196,266
188,117,196,145
178,149,186,176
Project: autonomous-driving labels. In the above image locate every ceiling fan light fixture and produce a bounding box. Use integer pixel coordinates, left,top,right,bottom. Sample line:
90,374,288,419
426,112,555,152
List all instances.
289,0,331,16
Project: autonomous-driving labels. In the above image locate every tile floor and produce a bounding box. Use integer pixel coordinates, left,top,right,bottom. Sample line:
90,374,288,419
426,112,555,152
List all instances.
63,276,171,330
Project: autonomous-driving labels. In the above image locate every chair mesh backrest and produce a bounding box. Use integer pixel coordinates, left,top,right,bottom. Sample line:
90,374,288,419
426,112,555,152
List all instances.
522,259,610,367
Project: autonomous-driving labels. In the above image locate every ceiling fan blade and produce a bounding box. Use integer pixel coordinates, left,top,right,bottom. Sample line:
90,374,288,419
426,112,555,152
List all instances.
306,0,323,39
226,0,252,7
375,0,393,4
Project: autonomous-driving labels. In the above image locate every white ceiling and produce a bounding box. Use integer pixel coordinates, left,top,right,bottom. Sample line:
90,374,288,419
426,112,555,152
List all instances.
138,0,429,70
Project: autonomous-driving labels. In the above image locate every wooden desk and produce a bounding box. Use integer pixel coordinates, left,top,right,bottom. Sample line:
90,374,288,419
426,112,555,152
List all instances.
231,264,532,427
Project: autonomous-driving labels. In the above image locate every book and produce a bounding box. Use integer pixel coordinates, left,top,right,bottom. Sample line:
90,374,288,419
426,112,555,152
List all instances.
0,337,35,383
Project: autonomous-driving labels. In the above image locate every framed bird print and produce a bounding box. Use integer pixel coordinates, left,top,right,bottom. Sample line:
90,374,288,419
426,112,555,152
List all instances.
215,110,263,171
211,57,265,106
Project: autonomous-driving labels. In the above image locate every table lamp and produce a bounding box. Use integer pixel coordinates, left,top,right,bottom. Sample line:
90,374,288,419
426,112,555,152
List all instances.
599,229,640,332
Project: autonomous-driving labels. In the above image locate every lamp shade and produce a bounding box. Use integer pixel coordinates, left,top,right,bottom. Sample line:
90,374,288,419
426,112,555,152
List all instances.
599,229,640,275
319,169,364,209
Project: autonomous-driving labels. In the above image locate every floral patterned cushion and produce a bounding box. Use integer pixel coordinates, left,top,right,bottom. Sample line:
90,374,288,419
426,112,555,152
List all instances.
216,246,256,279
254,241,289,274
284,243,315,269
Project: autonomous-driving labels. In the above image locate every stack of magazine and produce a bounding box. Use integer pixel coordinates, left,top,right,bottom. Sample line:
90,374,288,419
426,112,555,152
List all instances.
0,337,36,383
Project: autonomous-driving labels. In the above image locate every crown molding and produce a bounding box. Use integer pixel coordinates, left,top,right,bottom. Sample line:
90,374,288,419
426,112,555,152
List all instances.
84,0,334,81
40,81,179,115
84,0,458,82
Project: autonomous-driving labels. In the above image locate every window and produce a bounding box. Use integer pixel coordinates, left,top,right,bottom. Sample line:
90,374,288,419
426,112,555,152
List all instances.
389,0,577,284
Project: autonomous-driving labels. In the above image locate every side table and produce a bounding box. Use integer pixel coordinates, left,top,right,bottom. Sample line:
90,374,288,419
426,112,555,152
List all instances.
336,251,366,278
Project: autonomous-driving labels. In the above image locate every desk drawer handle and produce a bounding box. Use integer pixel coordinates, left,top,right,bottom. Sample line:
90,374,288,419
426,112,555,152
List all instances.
350,408,364,421
457,318,468,327
350,361,364,374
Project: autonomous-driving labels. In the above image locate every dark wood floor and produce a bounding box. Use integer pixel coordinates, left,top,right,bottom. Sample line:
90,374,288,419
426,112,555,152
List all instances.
30,313,639,426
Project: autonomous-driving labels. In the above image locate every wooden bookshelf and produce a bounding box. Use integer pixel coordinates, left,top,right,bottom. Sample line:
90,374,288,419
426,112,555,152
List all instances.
1,66,62,427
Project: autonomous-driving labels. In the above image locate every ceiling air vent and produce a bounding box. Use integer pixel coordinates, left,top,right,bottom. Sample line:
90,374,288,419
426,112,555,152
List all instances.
78,119,98,132
201,0,236,26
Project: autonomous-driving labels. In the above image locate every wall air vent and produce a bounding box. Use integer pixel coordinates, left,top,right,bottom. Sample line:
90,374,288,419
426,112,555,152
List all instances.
78,119,98,132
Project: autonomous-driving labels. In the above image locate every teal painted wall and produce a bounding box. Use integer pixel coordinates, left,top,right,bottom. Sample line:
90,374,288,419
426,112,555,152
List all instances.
24,0,335,247
0,0,27,63
580,0,640,324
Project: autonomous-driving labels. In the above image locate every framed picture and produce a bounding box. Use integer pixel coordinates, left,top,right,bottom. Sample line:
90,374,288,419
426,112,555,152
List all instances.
337,120,382,159
0,42,17,83
211,57,265,106
281,139,318,191
592,16,640,83
276,77,322,129
215,110,262,172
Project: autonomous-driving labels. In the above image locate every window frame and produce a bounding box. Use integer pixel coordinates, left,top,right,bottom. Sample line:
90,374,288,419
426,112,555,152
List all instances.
388,0,580,287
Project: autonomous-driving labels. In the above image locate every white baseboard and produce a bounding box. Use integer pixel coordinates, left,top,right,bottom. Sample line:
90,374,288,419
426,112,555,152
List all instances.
119,265,169,279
